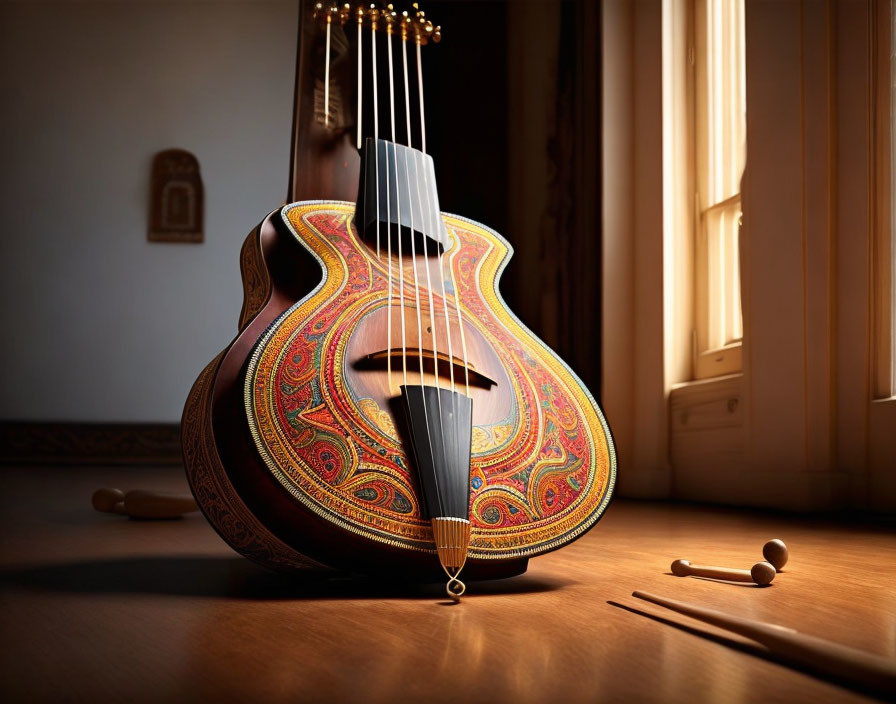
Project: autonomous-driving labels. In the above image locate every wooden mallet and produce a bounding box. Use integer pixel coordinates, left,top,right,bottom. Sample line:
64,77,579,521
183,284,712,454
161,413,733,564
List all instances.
92,488,198,519
671,558,776,586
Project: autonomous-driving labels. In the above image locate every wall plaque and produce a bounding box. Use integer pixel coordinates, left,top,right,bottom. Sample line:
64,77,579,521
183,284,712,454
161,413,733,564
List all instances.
149,149,203,242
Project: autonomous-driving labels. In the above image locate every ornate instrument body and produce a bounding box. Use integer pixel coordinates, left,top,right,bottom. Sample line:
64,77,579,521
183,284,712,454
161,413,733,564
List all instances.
182,2,615,594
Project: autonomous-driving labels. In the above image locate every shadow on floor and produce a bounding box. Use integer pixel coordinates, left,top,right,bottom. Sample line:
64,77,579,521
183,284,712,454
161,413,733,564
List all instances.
0,555,568,601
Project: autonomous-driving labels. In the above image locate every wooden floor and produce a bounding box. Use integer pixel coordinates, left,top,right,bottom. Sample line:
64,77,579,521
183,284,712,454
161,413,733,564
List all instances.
1,465,894,703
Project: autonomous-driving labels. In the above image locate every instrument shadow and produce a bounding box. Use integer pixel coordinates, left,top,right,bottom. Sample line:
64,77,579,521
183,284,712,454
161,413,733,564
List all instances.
0,556,567,601
663,571,766,587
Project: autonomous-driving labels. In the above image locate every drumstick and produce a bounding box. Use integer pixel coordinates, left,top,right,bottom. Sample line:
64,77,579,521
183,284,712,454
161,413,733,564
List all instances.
632,591,896,695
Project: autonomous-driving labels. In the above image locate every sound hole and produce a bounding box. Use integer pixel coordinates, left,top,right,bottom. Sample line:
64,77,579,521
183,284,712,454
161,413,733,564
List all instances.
344,303,513,433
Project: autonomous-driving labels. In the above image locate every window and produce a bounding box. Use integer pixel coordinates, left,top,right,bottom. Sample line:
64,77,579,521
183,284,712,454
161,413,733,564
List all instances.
692,0,745,379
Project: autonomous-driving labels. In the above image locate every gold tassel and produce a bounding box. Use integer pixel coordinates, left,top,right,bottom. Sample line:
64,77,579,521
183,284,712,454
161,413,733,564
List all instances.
431,517,471,600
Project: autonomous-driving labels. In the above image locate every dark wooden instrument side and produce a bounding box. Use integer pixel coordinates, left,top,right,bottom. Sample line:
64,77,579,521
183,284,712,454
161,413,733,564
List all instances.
183,208,528,581
181,213,325,574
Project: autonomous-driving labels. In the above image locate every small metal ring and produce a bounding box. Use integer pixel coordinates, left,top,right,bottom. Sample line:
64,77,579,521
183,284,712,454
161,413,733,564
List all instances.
446,577,466,600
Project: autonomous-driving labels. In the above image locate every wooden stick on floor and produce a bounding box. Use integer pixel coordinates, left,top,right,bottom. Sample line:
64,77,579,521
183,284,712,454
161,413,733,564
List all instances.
92,488,198,519
671,559,776,585
632,591,896,696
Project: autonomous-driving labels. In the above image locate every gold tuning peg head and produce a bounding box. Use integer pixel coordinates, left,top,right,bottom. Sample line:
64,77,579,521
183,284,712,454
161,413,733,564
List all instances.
411,2,440,45
312,2,342,25
400,10,412,40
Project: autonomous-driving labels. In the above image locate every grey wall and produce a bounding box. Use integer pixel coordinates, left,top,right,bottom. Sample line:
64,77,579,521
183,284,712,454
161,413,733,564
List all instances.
0,1,296,422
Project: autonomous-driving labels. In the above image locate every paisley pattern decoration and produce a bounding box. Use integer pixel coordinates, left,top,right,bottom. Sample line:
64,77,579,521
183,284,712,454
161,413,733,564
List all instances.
245,202,615,559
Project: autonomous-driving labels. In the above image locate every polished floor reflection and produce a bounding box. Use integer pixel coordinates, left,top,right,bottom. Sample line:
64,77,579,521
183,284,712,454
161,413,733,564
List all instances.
1,465,893,703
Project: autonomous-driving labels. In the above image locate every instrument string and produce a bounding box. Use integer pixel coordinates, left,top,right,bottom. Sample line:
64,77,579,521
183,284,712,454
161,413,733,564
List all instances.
410,44,446,428
433,225,455,393
399,40,426,386
401,28,426,386
415,160,440,394
372,14,389,384
404,166,426,385
387,19,408,387
416,41,426,155
448,240,471,396
402,15,413,149
416,38,454,396
356,13,362,150
324,15,331,127
406,30,448,518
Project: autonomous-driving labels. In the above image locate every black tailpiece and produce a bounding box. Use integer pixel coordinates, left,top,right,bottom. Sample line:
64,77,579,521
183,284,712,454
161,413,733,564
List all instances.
399,384,473,520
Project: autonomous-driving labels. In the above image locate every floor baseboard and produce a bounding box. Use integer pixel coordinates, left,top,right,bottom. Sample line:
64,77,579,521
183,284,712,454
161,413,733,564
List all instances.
0,422,182,465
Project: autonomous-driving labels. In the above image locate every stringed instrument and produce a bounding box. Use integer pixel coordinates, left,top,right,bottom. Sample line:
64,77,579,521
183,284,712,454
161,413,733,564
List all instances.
181,1,616,598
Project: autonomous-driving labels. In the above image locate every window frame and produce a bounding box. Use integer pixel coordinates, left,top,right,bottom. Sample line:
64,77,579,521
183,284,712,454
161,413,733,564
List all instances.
691,0,746,380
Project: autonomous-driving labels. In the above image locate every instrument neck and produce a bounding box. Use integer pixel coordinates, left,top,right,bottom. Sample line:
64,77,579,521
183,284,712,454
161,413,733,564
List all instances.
287,2,442,211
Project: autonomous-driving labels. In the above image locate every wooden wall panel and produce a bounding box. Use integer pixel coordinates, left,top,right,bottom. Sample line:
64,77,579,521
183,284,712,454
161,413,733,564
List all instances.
742,0,809,477
602,0,672,498
602,0,638,494
836,1,874,503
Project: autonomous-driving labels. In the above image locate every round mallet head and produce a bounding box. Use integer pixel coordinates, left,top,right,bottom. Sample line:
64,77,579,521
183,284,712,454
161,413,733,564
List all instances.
750,561,777,586
762,539,788,571
671,559,691,576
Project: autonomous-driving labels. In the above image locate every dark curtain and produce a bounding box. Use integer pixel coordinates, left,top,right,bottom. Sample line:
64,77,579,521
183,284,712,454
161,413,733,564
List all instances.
505,0,603,397
428,0,603,397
